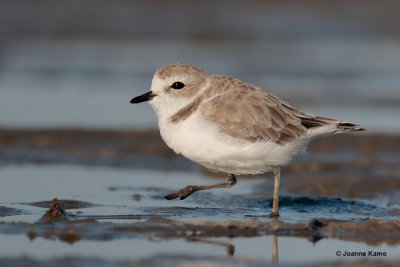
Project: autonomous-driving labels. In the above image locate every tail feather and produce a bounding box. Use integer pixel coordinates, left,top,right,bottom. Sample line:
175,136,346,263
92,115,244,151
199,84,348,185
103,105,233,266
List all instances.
300,116,365,132
336,122,365,132
273,94,366,132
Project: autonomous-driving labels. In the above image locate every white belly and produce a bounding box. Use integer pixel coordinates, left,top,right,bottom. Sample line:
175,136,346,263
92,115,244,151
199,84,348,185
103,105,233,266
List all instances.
158,113,307,175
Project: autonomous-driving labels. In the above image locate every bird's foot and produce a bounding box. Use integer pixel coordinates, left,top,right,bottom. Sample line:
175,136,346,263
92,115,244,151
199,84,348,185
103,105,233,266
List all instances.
164,185,197,200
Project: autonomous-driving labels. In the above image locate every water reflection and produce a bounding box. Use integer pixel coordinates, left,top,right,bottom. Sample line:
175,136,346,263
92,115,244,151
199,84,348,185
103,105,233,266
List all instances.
1,229,399,264
189,238,235,256
189,234,279,264
272,235,279,264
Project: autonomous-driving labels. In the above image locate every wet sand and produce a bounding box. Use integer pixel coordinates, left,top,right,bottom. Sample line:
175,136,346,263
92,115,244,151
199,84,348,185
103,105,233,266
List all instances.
0,129,399,265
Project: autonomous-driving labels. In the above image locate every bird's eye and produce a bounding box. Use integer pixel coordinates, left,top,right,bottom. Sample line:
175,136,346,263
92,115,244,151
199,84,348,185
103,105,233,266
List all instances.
171,82,185,90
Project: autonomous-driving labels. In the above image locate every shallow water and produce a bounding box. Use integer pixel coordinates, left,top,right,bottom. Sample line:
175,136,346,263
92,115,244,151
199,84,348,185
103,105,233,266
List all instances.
0,165,397,224
0,164,399,265
0,234,398,264
0,165,262,223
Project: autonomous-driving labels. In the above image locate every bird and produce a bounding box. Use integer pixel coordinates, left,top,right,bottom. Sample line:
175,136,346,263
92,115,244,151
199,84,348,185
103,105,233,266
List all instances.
130,63,365,216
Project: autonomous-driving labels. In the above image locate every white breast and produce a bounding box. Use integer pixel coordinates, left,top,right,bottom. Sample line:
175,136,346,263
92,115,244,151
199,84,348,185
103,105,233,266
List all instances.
157,112,309,175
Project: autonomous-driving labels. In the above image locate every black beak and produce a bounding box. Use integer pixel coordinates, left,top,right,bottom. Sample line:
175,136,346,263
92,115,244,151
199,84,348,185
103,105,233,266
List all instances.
130,91,156,104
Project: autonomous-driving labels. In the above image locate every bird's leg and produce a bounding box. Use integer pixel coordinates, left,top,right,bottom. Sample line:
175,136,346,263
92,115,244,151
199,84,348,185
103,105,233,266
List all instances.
164,174,237,200
270,168,281,217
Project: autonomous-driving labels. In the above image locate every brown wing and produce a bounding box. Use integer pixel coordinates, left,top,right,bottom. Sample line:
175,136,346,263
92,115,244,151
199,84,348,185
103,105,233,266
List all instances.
267,93,365,131
200,87,308,145
200,75,364,145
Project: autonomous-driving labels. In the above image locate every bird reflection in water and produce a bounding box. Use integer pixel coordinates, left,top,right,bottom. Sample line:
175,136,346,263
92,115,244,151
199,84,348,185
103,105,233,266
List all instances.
188,234,279,264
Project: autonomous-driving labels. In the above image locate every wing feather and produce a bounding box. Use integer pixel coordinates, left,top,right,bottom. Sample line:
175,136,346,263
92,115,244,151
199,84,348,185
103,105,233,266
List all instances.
199,78,308,145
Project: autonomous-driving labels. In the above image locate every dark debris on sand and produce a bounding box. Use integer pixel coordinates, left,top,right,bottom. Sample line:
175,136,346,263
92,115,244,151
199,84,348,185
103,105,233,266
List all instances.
41,198,67,222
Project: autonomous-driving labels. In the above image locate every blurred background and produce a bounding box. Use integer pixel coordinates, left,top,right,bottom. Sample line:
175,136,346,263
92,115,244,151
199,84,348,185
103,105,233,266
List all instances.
0,0,399,131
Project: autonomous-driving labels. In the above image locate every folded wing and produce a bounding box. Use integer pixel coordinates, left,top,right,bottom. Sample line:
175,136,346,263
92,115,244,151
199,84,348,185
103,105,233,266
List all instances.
200,88,307,145
200,81,364,146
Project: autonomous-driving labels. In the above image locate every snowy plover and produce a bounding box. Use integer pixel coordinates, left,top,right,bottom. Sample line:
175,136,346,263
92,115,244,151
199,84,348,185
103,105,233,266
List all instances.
130,63,364,216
